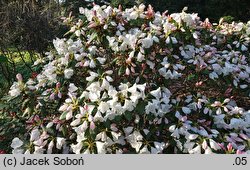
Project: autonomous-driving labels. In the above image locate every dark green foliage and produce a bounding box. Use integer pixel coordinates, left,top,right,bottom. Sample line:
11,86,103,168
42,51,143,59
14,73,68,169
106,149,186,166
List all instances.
0,0,64,97
110,0,142,8
65,0,248,23
0,0,64,53
144,0,250,22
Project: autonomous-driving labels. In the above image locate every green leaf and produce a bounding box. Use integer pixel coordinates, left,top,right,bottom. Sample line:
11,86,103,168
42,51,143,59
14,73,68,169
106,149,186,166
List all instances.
118,66,125,76
0,55,8,63
82,141,89,147
187,74,196,81
0,103,8,109
88,32,98,44
124,111,133,121
46,128,56,136
59,111,68,120
62,125,67,136
114,115,122,122
22,99,30,109
135,101,146,115
202,69,210,75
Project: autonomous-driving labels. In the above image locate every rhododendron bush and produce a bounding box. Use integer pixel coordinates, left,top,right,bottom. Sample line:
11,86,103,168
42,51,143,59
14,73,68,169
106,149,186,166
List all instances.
1,4,250,154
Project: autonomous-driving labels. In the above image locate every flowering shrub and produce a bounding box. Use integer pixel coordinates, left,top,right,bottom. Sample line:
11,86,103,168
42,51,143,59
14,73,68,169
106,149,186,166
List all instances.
2,4,250,154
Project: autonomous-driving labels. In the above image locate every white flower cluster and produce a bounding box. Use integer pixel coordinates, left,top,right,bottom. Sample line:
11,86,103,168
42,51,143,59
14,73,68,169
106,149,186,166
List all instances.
8,4,250,154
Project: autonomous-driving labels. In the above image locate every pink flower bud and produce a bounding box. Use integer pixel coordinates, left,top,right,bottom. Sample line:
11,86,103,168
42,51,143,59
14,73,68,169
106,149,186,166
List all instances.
119,5,122,11
56,82,61,88
218,143,226,151
181,116,187,122
90,121,95,130
146,5,155,18
131,66,135,73
195,81,203,87
236,150,244,154
79,61,84,67
126,58,132,65
16,73,23,82
141,63,146,70
84,105,89,111
239,133,248,140
227,143,233,152
88,21,98,28
224,87,232,97
110,124,118,131
50,93,55,100
34,115,40,122
57,92,62,99
0,150,6,154
125,67,130,75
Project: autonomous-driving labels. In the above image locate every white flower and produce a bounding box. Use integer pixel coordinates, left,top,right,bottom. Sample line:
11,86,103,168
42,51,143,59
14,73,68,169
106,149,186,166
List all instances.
46,122,54,128
193,32,198,39
96,141,106,154
71,142,83,154
141,36,153,48
64,68,74,79
140,146,150,154
171,129,180,138
66,110,73,120
202,140,208,150
229,118,244,129
94,111,104,122
123,127,134,136
24,150,31,154
129,11,139,20
240,84,248,89
98,101,109,113
146,60,155,69
169,125,176,132
166,36,178,44
53,38,68,55
47,141,54,154
126,131,143,153
189,145,201,154
150,88,161,99
70,118,81,126
34,146,45,154
209,72,218,80
12,148,24,154
182,107,191,114
69,83,78,93
86,71,99,81
137,52,145,62
30,129,40,142
235,22,244,31
59,104,68,112
9,82,21,97
83,149,90,154
34,58,45,65
123,99,134,112
96,132,107,141
105,76,113,82
241,44,248,51
151,142,167,154
56,137,66,149
186,133,198,140
209,139,221,151
11,138,23,149
205,147,213,154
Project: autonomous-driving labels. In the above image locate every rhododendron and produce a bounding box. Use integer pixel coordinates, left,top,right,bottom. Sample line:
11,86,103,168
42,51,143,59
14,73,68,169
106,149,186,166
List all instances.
1,4,249,154
11,138,23,149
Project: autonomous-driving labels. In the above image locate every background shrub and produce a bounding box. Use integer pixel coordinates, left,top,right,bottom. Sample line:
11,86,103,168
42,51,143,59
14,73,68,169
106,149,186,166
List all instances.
1,4,249,154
